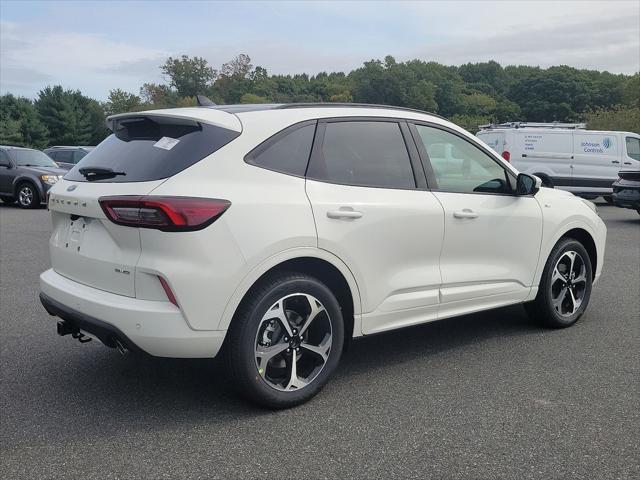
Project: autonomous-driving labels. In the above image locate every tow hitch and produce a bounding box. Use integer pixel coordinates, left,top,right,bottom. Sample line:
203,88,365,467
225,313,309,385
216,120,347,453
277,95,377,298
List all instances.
57,320,92,343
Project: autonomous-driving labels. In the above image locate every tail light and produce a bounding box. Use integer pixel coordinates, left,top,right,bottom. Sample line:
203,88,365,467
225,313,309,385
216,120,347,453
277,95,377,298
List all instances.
99,196,231,231
501,151,511,162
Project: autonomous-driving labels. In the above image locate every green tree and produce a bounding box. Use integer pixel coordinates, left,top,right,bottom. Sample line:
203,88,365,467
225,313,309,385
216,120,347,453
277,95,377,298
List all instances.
161,55,217,98
82,98,109,145
240,93,268,104
213,54,255,103
104,88,142,115
0,94,49,148
622,74,640,107
35,86,93,145
584,106,640,134
139,82,182,109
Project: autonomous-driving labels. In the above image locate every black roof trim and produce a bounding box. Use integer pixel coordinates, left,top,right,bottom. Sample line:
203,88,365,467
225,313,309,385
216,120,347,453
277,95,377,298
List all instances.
208,102,446,119
275,102,447,120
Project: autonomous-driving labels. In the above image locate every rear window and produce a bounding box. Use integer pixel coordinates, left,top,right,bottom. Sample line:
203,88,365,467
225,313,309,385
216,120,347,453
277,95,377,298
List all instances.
64,115,240,182
54,150,74,163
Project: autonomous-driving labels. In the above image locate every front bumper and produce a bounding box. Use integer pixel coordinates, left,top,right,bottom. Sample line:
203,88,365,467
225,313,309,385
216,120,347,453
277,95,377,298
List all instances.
40,269,226,358
612,188,640,210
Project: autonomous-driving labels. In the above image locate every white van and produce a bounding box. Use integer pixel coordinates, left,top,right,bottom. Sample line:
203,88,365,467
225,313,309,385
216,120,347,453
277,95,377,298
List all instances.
476,123,640,198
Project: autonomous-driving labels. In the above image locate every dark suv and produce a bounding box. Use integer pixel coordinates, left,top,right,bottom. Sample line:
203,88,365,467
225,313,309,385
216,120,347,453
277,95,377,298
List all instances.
0,146,67,208
44,146,94,170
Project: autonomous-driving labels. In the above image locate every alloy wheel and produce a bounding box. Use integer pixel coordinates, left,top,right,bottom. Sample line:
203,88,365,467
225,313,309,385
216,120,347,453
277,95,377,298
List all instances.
254,293,332,392
18,186,34,207
550,251,588,317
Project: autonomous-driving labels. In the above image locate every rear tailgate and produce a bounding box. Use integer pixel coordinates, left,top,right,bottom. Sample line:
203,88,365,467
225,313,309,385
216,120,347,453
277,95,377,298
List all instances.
48,180,165,297
47,108,242,298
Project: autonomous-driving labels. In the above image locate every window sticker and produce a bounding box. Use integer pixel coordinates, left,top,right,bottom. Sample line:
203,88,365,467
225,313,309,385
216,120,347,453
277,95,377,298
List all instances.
153,137,180,150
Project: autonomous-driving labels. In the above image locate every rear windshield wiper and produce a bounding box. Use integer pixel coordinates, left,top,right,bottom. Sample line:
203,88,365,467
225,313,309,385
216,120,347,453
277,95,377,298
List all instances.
78,167,126,181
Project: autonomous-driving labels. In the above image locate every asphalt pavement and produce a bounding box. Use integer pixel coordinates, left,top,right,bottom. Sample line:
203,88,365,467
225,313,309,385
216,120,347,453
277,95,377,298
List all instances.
1,202,638,479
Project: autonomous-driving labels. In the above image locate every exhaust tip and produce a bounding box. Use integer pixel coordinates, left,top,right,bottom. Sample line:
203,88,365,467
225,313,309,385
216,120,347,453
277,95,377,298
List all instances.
114,339,128,356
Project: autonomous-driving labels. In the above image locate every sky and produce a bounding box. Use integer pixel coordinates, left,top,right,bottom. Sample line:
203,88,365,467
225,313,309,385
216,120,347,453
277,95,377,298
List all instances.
1,0,639,101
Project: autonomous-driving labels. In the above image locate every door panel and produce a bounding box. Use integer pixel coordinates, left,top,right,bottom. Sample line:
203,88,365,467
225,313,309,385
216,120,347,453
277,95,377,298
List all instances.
572,133,620,188
515,131,574,187
412,123,544,310
434,192,542,291
306,179,444,334
0,150,14,194
433,192,542,305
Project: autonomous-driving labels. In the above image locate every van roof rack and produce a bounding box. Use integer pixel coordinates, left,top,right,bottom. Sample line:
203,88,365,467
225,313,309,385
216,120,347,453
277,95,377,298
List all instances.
479,122,587,130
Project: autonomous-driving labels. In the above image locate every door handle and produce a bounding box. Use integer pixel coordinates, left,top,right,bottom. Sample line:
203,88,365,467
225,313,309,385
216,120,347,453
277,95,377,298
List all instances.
327,208,363,220
453,208,478,219
623,162,632,165
611,160,620,164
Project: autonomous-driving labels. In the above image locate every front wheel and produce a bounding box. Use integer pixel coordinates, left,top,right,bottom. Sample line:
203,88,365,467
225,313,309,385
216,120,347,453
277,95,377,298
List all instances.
224,272,344,409
16,183,40,209
525,238,593,328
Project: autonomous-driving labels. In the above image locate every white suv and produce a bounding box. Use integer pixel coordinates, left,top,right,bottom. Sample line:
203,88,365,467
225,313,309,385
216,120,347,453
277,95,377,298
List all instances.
40,104,607,408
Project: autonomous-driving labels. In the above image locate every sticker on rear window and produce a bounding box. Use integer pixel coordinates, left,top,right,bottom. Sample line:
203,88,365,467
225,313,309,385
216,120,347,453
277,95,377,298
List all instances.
153,137,180,150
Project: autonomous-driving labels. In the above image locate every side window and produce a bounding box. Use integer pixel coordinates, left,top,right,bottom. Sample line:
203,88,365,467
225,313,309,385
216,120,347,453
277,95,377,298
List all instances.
46,151,57,161
626,137,640,161
55,150,73,163
246,123,316,176
414,124,511,194
308,121,416,189
73,150,88,163
0,150,11,166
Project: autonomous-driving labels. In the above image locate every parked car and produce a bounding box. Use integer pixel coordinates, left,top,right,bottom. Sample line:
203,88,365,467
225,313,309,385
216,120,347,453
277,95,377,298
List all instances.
39,104,607,408
0,145,66,208
612,170,640,214
476,123,640,200
44,146,94,170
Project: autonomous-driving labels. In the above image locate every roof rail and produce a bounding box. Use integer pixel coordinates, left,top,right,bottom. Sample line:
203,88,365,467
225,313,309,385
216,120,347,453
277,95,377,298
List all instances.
276,102,448,120
479,121,587,130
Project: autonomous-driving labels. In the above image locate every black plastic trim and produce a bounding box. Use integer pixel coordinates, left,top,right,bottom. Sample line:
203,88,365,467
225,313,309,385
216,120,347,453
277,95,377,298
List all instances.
275,102,448,121
40,292,147,355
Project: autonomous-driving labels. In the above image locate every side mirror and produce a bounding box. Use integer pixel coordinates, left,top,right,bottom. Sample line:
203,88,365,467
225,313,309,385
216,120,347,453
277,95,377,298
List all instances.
516,173,541,196
0,159,11,168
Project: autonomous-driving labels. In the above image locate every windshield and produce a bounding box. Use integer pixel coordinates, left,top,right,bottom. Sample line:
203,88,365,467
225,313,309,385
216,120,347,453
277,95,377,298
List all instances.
11,149,59,167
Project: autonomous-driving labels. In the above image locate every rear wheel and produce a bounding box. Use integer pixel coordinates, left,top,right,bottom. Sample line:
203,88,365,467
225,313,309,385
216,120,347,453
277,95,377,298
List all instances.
224,272,344,409
16,183,39,209
525,238,592,328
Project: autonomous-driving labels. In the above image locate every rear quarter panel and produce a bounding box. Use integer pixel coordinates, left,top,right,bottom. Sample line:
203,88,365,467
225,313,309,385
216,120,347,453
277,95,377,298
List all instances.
144,117,318,331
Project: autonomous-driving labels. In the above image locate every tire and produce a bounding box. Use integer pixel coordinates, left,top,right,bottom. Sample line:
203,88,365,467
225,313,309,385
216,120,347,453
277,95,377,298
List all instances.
603,196,614,205
224,271,344,409
525,238,593,328
16,182,40,209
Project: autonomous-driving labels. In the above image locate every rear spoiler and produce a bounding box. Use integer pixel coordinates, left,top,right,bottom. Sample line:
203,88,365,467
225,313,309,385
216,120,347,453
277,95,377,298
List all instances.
106,108,242,133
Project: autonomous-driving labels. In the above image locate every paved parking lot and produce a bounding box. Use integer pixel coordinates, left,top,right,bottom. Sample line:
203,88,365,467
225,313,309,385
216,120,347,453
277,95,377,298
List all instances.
1,202,638,479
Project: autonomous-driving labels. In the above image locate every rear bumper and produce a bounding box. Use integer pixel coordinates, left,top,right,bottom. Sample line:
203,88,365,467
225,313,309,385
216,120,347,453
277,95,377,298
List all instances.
39,269,226,358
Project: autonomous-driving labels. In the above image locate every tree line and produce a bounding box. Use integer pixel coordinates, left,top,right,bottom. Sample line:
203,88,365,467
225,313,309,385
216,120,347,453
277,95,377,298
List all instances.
1,54,639,149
